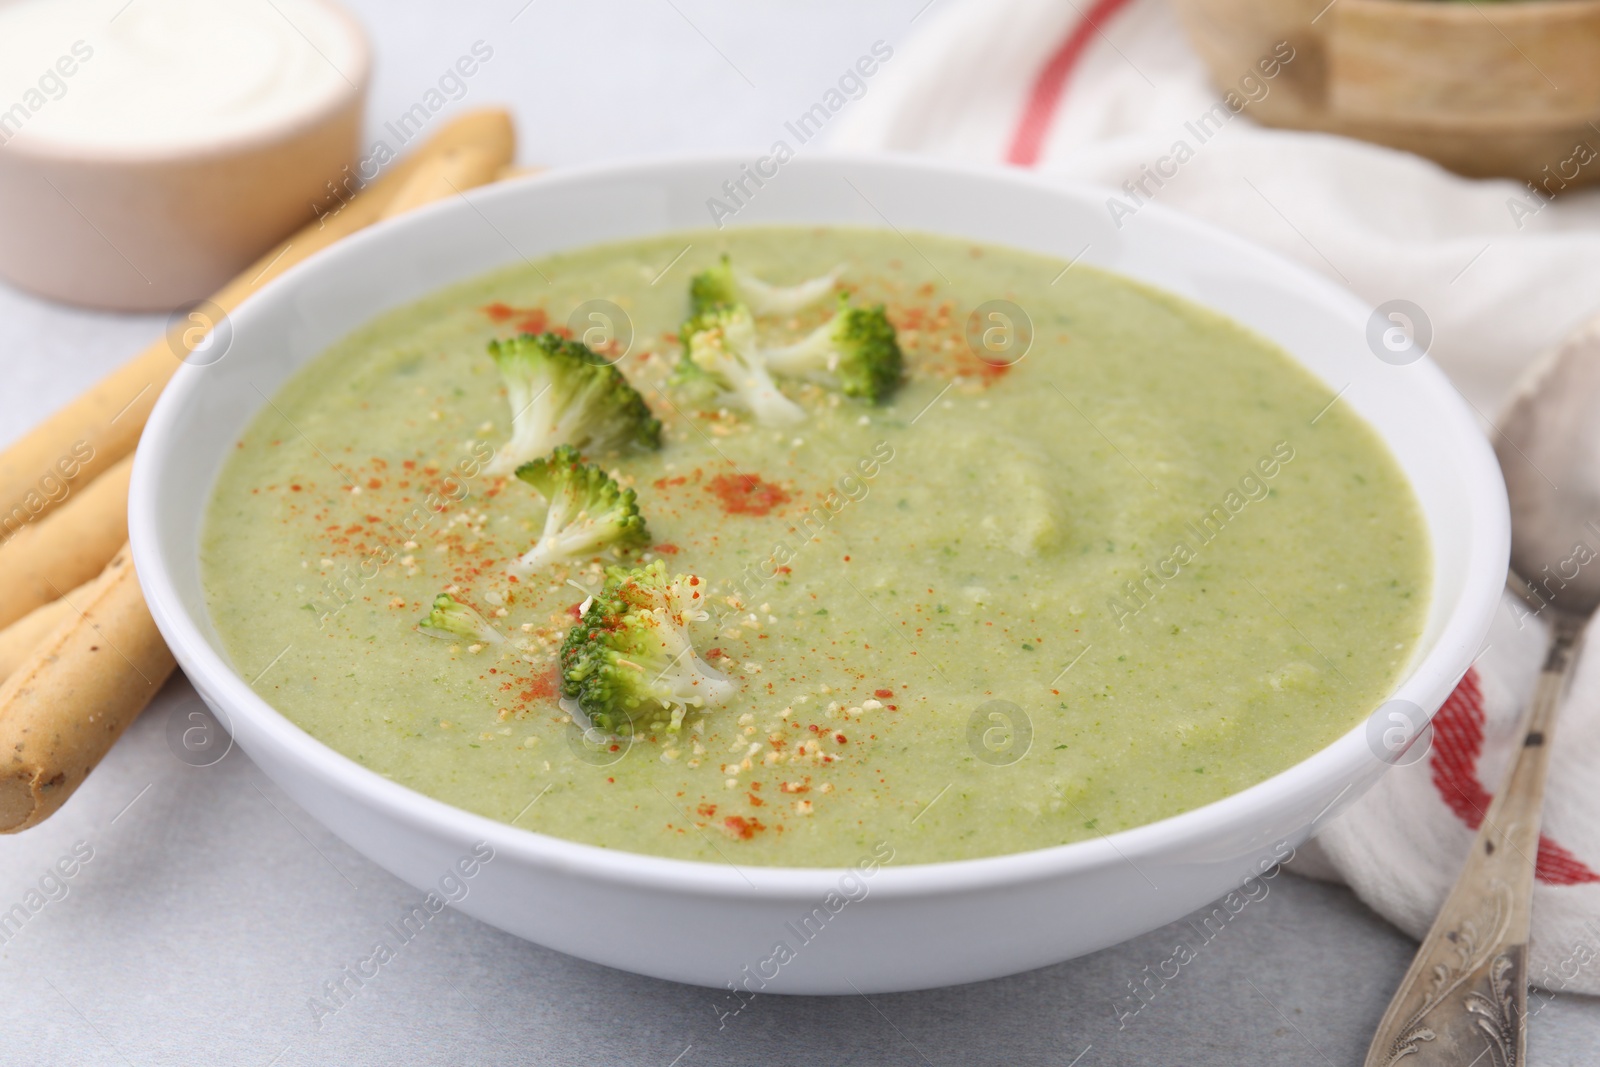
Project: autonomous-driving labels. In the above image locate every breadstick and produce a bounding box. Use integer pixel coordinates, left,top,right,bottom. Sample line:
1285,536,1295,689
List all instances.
0,113,520,832
0,453,132,631
381,124,518,219
0,577,96,684
0,547,177,833
494,163,545,183
0,108,517,540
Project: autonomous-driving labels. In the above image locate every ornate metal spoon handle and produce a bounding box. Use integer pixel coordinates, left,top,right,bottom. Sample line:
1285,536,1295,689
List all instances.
1364,612,1585,1067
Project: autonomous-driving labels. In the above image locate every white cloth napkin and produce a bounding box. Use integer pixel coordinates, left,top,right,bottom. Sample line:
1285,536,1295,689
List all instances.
835,0,1600,994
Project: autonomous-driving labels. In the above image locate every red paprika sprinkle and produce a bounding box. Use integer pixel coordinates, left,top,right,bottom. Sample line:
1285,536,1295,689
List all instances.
707,473,790,516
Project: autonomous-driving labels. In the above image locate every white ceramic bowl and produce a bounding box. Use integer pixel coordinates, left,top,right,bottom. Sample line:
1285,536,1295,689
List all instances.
129,155,1507,994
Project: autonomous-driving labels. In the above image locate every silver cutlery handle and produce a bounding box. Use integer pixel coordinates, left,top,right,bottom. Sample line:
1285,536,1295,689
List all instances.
1364,612,1584,1067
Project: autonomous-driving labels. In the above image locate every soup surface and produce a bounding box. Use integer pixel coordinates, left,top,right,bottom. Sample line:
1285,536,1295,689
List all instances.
202,226,1429,866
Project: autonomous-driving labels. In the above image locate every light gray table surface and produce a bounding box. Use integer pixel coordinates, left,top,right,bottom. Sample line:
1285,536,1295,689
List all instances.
4,2,1599,1064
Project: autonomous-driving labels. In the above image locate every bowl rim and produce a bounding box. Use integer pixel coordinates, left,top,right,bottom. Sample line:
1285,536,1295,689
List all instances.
0,0,369,165
129,151,1509,900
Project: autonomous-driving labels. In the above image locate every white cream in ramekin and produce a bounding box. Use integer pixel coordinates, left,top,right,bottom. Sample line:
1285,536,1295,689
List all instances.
0,0,368,310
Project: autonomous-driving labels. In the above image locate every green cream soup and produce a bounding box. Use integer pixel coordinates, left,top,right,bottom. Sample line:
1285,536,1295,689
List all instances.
202,226,1429,867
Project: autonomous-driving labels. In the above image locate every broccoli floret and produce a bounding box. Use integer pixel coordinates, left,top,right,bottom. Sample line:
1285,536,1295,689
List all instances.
690,255,841,317
765,297,905,403
559,560,734,734
688,258,740,316
417,593,505,645
511,445,649,573
675,305,806,425
486,332,661,475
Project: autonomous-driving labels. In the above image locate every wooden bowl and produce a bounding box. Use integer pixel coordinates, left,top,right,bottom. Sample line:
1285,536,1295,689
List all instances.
1170,0,1600,187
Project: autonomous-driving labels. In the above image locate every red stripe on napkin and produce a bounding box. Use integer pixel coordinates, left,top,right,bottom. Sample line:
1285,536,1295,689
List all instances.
1430,668,1600,886
1004,0,1139,167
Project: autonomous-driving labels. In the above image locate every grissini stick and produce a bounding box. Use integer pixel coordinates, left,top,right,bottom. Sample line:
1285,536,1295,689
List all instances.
0,113,519,832
379,139,518,220
0,577,95,684
0,108,516,540
0,547,176,833
0,453,131,631
494,163,545,183
0,111,518,630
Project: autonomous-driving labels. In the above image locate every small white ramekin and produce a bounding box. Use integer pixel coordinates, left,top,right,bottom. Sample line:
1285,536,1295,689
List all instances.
0,0,368,311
